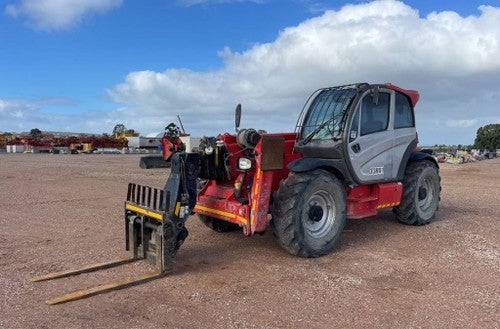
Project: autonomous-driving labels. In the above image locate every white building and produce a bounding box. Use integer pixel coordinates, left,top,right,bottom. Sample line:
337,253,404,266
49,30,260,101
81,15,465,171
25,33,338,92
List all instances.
6,145,24,153
126,135,200,151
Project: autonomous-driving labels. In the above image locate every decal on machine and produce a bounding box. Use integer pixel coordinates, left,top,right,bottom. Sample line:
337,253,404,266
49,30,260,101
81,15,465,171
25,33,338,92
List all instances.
368,167,384,175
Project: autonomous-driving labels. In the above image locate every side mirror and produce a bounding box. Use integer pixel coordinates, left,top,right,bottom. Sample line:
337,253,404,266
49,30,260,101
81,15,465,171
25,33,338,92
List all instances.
235,104,242,132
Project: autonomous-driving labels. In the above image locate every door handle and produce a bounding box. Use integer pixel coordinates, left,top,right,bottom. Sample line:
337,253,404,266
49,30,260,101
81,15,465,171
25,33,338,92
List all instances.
351,143,360,153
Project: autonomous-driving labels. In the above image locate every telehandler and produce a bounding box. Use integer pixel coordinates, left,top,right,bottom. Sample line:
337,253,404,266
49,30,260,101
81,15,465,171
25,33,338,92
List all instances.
32,82,441,304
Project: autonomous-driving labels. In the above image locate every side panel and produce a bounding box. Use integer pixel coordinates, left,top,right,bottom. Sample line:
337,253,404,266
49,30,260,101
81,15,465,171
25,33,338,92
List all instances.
348,132,394,182
347,89,395,183
346,182,403,219
392,130,417,179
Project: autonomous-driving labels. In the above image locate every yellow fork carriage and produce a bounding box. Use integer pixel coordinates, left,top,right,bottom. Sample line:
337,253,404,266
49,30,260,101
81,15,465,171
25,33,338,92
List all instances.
31,153,198,305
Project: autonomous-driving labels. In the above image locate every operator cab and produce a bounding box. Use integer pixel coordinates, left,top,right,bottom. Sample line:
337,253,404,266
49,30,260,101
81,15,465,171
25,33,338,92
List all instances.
294,83,419,185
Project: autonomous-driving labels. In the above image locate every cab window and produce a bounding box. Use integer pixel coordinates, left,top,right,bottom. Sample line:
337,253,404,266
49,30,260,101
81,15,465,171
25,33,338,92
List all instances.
394,92,415,129
360,92,390,136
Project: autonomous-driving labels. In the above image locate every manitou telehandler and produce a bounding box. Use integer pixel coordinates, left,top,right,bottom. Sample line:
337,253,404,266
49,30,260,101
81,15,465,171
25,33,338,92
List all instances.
32,83,441,304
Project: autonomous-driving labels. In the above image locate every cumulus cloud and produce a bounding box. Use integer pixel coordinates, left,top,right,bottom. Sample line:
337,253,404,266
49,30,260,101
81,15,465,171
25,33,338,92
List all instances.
5,0,122,30
1,98,55,131
106,0,500,144
444,119,478,128
0,97,105,133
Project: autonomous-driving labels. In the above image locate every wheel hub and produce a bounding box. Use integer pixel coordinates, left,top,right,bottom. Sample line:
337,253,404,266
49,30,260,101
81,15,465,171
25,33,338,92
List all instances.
418,186,427,200
308,205,323,222
418,177,435,211
303,190,336,239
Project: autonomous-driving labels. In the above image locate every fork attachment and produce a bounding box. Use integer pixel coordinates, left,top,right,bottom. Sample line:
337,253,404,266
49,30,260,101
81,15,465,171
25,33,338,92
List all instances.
125,151,199,271
31,152,200,305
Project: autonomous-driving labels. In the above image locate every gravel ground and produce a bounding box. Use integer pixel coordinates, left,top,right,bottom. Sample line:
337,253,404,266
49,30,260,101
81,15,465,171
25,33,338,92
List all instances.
0,153,498,329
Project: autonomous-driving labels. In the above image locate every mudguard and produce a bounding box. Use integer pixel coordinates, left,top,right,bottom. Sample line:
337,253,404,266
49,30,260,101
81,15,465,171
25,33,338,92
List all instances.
287,157,350,181
409,151,438,166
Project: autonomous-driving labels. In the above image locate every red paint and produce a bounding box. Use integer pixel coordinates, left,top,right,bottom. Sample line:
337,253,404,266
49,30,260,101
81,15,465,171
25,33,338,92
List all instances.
346,182,403,219
161,136,185,161
195,132,300,235
385,83,420,107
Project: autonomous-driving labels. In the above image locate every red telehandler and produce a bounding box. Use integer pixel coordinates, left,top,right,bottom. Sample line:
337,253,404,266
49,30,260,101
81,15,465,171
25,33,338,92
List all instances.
32,83,441,304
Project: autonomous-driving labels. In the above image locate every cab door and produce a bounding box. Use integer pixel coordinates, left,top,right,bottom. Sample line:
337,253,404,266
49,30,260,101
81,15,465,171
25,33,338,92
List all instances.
347,89,395,184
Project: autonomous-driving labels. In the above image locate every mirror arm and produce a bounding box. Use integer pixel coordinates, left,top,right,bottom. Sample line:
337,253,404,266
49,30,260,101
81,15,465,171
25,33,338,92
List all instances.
235,104,242,133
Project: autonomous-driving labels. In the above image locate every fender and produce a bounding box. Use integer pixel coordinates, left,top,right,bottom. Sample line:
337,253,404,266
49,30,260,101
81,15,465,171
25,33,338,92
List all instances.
409,151,439,166
396,144,438,180
287,157,350,181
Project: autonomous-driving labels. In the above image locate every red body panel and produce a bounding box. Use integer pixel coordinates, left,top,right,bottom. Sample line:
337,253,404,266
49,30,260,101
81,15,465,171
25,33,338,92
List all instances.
194,132,300,235
195,181,250,228
346,183,403,219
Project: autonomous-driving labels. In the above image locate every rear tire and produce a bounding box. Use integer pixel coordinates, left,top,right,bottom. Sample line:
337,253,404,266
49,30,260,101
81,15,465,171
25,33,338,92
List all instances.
198,214,240,232
272,169,346,257
394,160,441,225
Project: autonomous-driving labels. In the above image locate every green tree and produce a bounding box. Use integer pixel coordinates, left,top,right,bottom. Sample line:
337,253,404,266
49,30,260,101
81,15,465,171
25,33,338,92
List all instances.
30,128,42,137
112,124,126,136
474,124,500,151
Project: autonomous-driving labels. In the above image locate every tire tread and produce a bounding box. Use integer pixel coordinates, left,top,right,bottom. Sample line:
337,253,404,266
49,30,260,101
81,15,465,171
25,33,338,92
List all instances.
394,160,441,225
273,170,346,257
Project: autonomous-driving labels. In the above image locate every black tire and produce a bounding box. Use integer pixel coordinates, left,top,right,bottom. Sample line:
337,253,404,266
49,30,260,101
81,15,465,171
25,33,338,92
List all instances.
394,160,441,225
272,169,346,257
198,214,240,232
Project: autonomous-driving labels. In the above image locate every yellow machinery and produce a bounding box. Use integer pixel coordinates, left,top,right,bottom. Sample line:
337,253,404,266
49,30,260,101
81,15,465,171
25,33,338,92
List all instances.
113,124,139,140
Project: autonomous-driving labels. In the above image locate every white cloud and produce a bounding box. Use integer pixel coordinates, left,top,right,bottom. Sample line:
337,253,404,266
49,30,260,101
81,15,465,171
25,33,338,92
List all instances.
444,119,478,128
106,0,500,144
0,97,97,133
0,98,48,131
5,0,122,30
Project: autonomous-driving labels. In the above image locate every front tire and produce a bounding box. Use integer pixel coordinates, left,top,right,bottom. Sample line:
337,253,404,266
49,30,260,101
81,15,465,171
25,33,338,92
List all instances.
272,169,346,257
394,160,441,225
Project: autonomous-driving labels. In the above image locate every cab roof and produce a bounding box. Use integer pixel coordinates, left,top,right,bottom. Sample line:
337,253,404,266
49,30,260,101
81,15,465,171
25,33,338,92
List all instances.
385,83,420,107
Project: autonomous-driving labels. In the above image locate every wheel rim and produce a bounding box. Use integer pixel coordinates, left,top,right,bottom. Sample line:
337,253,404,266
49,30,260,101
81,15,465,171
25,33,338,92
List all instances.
417,175,436,212
303,190,336,238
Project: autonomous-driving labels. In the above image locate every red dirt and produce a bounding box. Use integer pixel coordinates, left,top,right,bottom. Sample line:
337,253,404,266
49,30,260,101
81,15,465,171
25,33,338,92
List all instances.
0,154,498,328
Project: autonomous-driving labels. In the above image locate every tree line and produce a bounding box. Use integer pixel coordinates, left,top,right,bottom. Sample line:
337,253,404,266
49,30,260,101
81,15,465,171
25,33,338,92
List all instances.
474,124,500,151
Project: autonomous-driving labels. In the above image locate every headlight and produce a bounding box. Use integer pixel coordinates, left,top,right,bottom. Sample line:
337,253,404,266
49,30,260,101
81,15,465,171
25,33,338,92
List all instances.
237,157,252,171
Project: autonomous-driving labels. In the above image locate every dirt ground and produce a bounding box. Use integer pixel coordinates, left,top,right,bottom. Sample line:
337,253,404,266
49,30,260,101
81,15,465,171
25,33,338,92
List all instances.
0,153,498,329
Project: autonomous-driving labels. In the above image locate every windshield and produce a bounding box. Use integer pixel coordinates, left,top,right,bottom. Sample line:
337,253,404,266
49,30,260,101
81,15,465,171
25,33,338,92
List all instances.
299,87,358,142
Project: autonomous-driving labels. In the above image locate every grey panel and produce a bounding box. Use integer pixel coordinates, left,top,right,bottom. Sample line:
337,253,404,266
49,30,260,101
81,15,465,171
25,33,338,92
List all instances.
347,90,395,183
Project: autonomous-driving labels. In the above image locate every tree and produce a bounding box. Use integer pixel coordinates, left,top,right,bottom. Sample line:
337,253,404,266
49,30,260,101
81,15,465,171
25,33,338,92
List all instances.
112,124,126,136
474,124,500,151
30,128,42,137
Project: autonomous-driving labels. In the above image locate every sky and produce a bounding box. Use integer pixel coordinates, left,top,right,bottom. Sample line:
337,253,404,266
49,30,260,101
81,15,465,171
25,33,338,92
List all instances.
1,0,499,145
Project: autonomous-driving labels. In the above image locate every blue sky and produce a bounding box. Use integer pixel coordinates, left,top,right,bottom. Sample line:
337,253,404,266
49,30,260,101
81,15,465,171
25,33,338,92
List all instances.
1,0,499,145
